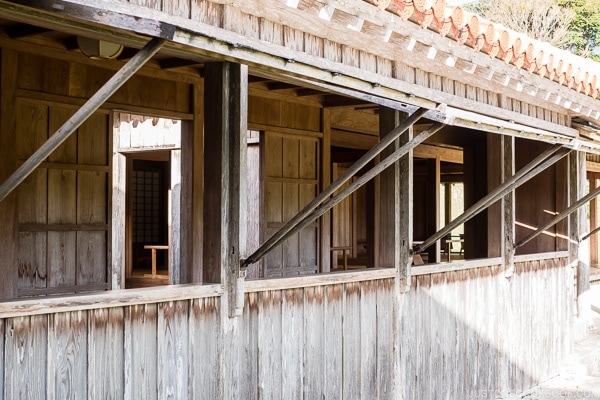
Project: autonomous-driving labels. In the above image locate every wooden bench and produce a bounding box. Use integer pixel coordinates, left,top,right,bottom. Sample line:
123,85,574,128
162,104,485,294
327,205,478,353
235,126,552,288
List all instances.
331,245,353,270
143,245,170,279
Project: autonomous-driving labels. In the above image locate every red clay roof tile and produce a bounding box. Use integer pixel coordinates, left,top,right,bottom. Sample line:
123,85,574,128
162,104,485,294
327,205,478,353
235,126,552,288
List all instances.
372,0,600,101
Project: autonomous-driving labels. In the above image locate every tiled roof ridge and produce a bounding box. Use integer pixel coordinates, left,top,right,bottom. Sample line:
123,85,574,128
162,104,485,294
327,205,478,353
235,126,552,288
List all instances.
371,0,600,100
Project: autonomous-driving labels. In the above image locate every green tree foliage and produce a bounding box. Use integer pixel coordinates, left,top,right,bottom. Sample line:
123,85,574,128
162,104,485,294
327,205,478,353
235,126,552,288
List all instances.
467,0,600,60
558,0,600,60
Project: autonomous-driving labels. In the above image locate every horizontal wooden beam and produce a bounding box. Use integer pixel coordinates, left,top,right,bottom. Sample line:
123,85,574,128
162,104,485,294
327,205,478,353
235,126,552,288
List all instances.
0,284,223,318
413,144,463,164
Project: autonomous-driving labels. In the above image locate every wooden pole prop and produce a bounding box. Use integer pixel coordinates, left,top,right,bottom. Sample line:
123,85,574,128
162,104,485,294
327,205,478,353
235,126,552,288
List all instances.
515,182,600,249
414,144,569,254
0,37,166,202
243,121,445,267
581,224,600,242
243,107,429,266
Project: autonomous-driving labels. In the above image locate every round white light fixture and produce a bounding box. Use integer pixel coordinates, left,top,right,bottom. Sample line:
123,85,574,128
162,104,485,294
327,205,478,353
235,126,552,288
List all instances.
77,36,124,60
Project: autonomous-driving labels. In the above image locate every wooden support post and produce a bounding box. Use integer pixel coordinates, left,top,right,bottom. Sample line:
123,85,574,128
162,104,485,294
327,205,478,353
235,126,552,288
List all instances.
0,48,18,299
0,37,166,203
203,62,248,400
503,135,515,277
202,62,247,316
320,108,332,273
590,177,598,265
377,107,403,268
170,149,182,284
569,152,591,321
398,111,414,292
426,157,441,263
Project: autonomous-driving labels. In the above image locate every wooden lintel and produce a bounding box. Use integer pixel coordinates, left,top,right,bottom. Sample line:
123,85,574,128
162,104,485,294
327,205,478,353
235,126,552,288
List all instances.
413,144,463,164
323,95,371,108
248,75,270,83
159,57,202,70
266,82,300,91
5,22,51,38
296,88,325,97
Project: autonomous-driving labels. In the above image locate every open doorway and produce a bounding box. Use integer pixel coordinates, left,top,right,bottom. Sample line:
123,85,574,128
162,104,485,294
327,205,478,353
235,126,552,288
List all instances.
113,113,182,288
129,153,170,284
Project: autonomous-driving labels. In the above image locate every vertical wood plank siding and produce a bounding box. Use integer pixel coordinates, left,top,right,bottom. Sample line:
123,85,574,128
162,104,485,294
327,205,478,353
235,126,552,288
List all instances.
0,259,572,398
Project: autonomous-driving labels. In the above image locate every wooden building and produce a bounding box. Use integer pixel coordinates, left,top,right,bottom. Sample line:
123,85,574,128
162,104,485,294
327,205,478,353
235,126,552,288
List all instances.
0,0,598,398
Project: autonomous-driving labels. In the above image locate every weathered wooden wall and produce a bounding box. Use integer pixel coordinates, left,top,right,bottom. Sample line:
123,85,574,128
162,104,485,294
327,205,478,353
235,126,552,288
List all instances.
0,292,221,399
0,258,571,399
0,50,194,299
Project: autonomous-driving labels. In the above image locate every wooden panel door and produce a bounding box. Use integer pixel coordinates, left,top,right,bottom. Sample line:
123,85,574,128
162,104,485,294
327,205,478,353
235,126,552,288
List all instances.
262,132,319,277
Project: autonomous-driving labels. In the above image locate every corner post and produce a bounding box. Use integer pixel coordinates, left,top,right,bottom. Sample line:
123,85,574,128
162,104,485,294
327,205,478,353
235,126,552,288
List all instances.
503,135,515,277
203,62,247,317
569,150,592,331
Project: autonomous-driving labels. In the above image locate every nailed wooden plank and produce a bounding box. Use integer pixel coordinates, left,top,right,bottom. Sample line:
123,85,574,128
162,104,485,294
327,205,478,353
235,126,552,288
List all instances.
189,297,219,399
323,284,342,399
124,303,158,400
360,280,377,398
376,279,394,399
303,286,324,398
402,277,417,399
439,271,452,400
157,300,189,399
4,315,47,398
429,273,444,399
257,290,283,399
281,288,304,399
48,311,87,399
241,292,259,400
416,275,431,399
88,307,124,399
342,281,361,398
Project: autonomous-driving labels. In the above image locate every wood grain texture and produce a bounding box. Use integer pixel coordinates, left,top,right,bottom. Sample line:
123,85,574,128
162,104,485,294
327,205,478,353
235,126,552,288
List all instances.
48,311,87,400
88,307,124,399
188,297,219,399
124,303,158,400
0,259,573,399
157,301,189,399
4,315,48,399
